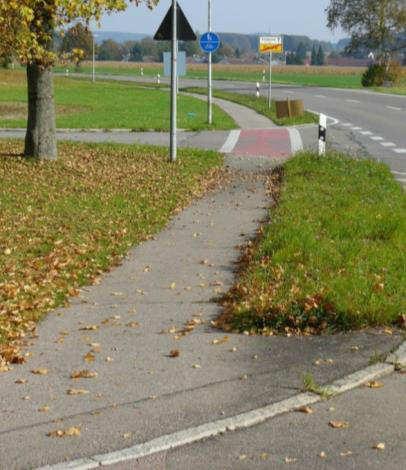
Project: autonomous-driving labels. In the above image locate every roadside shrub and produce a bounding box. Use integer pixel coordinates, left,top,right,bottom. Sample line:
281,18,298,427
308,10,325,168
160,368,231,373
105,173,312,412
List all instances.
361,64,386,87
386,61,402,85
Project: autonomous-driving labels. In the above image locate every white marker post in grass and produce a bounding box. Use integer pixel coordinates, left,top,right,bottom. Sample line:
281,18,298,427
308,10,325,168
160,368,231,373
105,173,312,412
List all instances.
319,113,327,155
256,82,260,98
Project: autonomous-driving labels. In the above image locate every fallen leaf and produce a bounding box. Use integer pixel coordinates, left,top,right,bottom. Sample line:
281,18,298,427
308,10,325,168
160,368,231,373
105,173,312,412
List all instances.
319,451,327,459
169,349,180,358
123,432,132,439
284,457,297,463
329,420,349,429
192,364,201,369
340,451,353,457
170,282,176,290
366,380,384,389
38,405,50,413
126,321,140,328
260,452,268,460
89,343,101,353
84,352,95,363
105,356,114,363
238,454,247,461
296,405,313,414
3,248,11,255
67,388,89,395
15,378,28,384
79,325,98,331
31,368,48,376
211,336,229,345
47,426,81,438
373,442,385,450
70,370,97,379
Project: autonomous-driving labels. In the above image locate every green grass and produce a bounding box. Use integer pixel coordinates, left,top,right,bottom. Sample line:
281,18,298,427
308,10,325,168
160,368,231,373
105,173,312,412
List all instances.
302,372,335,399
0,70,235,131
183,87,318,126
218,152,406,335
53,63,406,95
0,139,223,349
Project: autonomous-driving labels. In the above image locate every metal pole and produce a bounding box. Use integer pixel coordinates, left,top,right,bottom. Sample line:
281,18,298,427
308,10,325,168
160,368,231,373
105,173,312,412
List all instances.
92,35,95,83
268,51,272,108
208,0,213,125
170,0,177,162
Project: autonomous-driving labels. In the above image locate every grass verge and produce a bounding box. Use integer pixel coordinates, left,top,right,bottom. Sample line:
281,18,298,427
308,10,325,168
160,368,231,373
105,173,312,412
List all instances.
0,70,235,131
182,87,318,126
0,139,223,360
218,152,406,335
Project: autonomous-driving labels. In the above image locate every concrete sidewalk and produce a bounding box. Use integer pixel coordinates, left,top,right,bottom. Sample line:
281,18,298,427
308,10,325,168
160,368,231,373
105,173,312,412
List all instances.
0,151,401,469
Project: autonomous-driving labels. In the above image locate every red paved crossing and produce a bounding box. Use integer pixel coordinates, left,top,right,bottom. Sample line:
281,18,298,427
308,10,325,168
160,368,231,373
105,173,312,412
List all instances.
233,129,291,158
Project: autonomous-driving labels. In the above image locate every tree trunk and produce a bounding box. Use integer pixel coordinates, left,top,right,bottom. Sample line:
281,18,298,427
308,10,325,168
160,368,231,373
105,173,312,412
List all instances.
24,63,57,160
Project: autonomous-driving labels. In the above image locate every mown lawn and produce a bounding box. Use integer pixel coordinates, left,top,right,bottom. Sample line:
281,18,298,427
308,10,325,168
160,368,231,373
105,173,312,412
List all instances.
0,70,235,131
183,87,318,126
0,139,223,358
218,152,406,335
53,62,406,95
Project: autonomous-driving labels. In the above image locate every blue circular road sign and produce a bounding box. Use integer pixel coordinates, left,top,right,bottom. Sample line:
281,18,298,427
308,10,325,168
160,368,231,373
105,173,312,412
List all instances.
200,32,220,53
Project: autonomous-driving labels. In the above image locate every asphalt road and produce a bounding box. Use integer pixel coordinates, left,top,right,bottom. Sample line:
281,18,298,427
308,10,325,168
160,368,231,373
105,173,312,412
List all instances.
68,73,406,184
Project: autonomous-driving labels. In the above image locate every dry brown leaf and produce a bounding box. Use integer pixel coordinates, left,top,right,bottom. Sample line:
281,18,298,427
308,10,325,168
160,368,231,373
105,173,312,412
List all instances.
84,352,95,363
126,321,140,328
192,364,201,369
47,426,81,438
211,336,229,345
366,380,384,389
105,356,114,363
79,325,98,331
296,405,313,414
70,370,97,379
170,282,176,290
67,388,89,395
340,451,353,457
319,452,327,459
15,378,28,384
31,368,48,376
329,420,349,429
373,442,385,450
169,349,180,358
38,405,50,413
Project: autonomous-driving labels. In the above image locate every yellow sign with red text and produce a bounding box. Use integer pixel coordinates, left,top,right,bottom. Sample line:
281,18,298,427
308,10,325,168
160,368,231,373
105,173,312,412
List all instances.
259,36,283,54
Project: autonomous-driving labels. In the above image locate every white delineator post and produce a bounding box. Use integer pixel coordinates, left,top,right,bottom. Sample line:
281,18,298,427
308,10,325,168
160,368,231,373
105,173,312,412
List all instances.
268,52,272,109
170,0,177,162
157,73,161,85
256,82,260,98
207,0,213,125
319,113,327,155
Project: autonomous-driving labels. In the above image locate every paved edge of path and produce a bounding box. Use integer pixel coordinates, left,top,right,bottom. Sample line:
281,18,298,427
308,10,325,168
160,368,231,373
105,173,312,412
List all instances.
40,342,406,469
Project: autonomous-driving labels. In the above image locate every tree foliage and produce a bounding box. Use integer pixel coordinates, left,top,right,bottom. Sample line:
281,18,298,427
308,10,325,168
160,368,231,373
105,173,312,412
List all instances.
60,23,93,60
326,0,406,64
0,0,158,65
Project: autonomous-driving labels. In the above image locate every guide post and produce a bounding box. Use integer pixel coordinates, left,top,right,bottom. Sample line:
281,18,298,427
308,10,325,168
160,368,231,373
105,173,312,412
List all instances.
208,0,212,125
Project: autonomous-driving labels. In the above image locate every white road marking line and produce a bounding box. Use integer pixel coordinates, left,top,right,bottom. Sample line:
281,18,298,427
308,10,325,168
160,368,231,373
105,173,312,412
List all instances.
353,127,362,130
315,94,326,99
386,106,402,111
220,130,241,154
370,136,384,141
391,170,406,175
381,142,396,147
396,178,406,184
341,123,352,127
287,127,303,153
360,131,373,135
393,148,406,154
346,99,361,104
285,91,294,94
306,108,340,126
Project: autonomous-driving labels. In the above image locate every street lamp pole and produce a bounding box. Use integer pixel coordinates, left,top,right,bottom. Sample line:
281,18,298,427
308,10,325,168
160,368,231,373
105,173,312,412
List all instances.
207,0,213,125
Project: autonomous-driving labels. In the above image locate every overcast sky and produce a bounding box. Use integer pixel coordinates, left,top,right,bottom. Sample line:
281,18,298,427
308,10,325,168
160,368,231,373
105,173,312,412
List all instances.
98,0,345,42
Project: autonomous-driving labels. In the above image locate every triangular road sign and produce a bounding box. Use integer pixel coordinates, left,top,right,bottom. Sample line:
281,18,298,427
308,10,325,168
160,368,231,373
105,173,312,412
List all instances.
153,2,197,41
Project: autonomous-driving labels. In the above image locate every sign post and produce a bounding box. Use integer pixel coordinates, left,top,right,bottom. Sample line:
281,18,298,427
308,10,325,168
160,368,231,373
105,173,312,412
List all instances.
154,1,196,162
208,0,212,125
200,30,220,125
259,35,283,109
170,0,177,162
